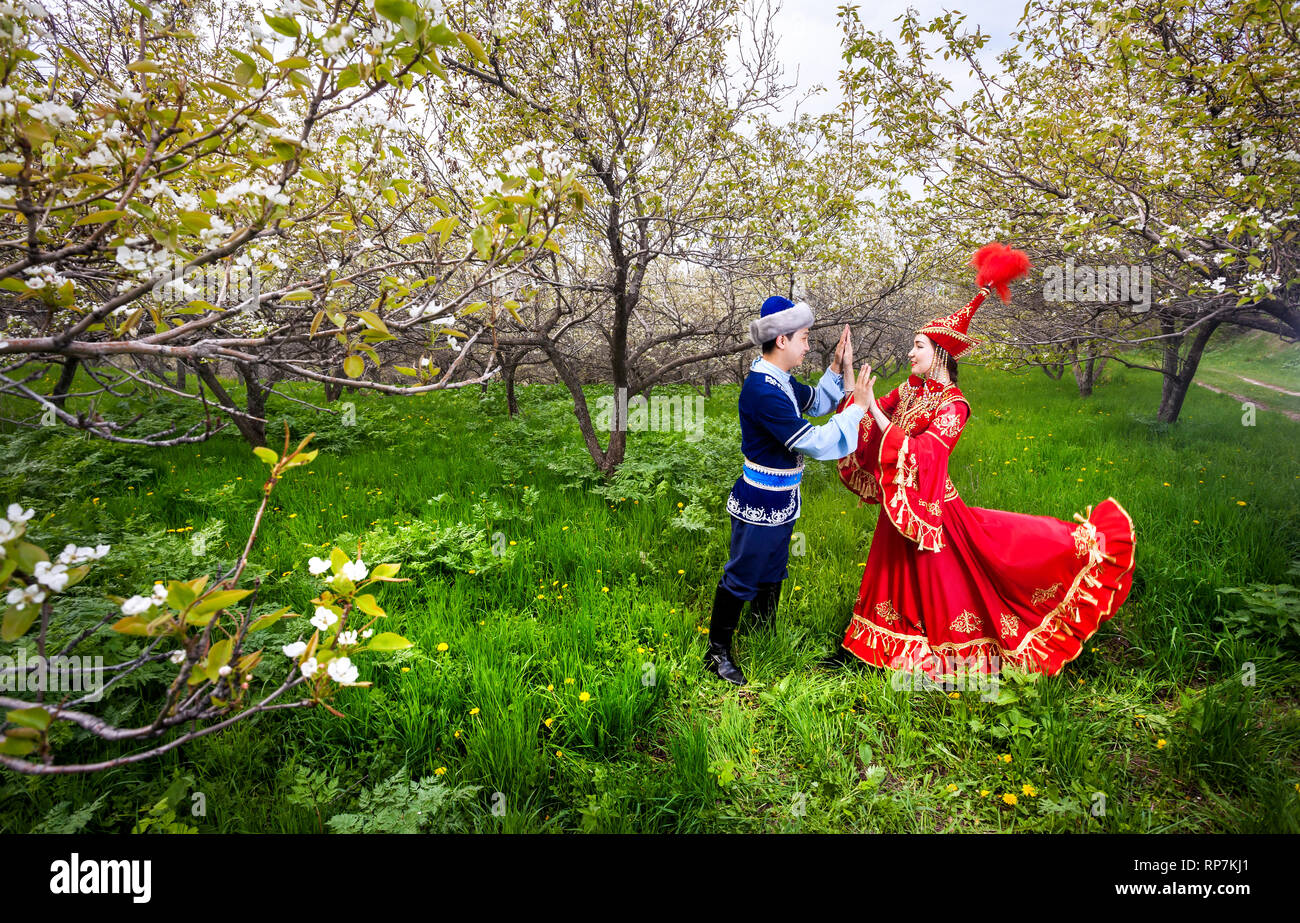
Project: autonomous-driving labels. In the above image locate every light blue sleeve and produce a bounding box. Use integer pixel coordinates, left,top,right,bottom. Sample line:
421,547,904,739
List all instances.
806,366,844,417
790,402,866,460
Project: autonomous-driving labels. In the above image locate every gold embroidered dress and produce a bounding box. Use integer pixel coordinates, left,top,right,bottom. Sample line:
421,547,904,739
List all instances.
835,375,1136,676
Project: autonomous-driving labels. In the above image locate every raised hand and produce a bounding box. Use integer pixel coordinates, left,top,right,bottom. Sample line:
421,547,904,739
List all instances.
830,324,850,374
852,360,876,409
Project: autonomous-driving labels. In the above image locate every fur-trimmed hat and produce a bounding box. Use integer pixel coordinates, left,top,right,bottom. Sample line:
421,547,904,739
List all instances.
750,295,814,348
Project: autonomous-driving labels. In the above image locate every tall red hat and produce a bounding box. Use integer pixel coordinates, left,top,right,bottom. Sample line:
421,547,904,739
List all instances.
916,242,1031,358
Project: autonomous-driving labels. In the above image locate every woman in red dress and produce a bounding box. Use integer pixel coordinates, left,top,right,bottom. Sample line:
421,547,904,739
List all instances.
835,244,1136,679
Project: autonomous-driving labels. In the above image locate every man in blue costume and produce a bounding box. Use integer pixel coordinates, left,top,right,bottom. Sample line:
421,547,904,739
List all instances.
706,296,873,686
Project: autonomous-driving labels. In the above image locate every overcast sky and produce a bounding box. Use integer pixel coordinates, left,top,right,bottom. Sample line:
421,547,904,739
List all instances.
760,0,1026,120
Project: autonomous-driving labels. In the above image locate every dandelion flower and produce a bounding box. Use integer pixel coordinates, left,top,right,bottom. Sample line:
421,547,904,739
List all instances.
1021,783,1037,797
437,642,449,652
578,691,591,702
1002,793,1017,806
1156,738,1166,749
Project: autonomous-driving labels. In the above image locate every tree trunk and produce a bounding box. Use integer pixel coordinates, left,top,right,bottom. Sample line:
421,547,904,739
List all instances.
703,374,711,398
323,363,344,403
49,357,79,409
175,357,187,392
1071,355,1095,397
195,361,266,446
1157,318,1222,423
504,358,519,417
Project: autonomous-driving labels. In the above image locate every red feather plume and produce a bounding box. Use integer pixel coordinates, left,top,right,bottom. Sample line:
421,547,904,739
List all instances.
969,242,1031,303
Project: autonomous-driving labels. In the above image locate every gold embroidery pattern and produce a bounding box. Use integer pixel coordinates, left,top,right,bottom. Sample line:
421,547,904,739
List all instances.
944,476,959,501
999,613,1019,637
950,609,980,634
1031,582,1062,606
843,497,1138,677
874,600,901,624
1071,523,1092,559
921,499,943,516
934,410,962,438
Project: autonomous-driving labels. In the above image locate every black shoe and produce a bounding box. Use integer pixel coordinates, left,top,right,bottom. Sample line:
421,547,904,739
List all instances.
704,581,747,686
704,641,747,685
745,580,781,631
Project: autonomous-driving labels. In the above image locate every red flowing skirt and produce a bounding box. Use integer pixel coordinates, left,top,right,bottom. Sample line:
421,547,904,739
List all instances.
842,496,1136,676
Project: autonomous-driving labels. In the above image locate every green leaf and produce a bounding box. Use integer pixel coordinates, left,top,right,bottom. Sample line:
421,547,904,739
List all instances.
189,589,254,618
343,355,364,378
13,541,48,573
1,604,39,642
431,216,458,245
355,594,385,617
356,310,390,335
202,639,234,681
248,608,289,637
367,632,413,651
282,288,315,302
458,31,489,65
337,65,361,90
6,706,50,731
398,232,426,246
264,13,301,37
109,614,152,636
372,562,401,579
253,446,278,465
0,735,36,756
375,0,421,25
73,208,127,226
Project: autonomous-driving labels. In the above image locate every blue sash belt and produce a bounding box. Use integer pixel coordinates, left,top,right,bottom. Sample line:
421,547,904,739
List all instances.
741,458,803,490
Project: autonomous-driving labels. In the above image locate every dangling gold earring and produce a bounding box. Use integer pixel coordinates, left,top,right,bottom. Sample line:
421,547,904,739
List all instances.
928,345,951,384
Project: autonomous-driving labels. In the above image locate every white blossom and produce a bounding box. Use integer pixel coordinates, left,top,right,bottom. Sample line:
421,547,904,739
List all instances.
337,630,358,647
308,555,331,575
7,503,33,523
282,640,307,658
327,656,358,684
300,656,319,678
120,594,154,615
169,649,186,664
310,605,339,631
341,559,368,581
6,582,46,610
32,560,69,592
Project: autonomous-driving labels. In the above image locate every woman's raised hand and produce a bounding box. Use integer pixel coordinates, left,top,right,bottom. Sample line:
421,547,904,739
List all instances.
852,360,876,409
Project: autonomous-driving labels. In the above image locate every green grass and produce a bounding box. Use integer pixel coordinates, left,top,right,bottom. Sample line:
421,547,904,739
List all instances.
1,348,1298,833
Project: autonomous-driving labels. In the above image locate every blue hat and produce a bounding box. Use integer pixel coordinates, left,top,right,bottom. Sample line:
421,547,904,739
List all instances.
750,295,814,347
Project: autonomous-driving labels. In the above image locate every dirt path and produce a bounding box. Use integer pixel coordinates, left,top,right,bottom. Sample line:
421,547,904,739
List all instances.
1237,375,1300,398
1195,379,1300,423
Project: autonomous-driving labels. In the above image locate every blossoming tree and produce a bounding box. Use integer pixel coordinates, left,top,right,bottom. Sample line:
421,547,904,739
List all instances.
0,0,587,446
